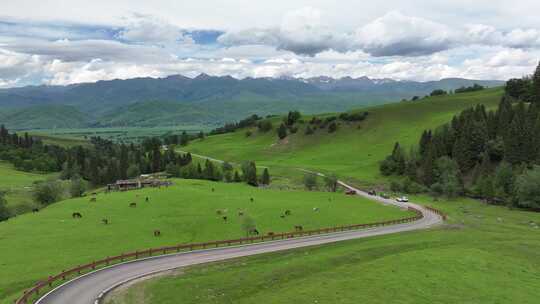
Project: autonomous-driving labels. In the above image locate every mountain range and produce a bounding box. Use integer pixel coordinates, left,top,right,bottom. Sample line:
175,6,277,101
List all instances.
0,74,504,129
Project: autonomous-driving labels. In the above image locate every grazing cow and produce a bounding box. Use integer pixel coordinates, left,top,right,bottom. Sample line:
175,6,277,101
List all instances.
280,214,286,219
284,210,291,216
129,203,137,208
32,208,39,213
313,207,319,212
153,230,161,237
89,197,97,202
72,212,83,219
294,225,303,231
102,219,109,225
145,197,149,202
267,232,275,236
222,216,228,222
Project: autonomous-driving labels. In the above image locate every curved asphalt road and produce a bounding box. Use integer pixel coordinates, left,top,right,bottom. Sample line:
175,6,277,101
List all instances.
35,182,442,304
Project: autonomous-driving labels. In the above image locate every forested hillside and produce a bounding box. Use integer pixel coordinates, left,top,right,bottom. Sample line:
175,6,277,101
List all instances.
381,63,540,209
0,75,503,129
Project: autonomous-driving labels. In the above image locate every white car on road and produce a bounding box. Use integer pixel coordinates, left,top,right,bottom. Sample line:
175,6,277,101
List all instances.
396,196,409,202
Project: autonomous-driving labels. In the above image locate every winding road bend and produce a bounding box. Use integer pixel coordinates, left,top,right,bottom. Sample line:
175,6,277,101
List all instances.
35,182,443,304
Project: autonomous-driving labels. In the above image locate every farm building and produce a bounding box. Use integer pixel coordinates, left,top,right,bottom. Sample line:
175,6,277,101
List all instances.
107,177,172,191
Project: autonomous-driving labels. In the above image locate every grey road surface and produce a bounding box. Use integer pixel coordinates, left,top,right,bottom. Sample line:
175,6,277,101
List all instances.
35,183,442,304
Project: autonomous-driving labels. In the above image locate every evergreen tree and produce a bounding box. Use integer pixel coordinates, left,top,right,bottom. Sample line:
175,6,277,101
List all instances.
119,144,129,179
277,123,288,140
261,168,270,185
494,162,515,199
504,102,530,164
151,147,161,173
421,144,436,186
0,191,10,221
419,130,432,158
324,174,338,192
497,96,514,138
233,170,242,182
203,159,216,180
533,61,540,103
242,161,258,186
179,131,189,146
391,142,406,174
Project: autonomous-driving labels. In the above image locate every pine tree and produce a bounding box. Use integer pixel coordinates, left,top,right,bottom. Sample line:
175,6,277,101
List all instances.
391,142,406,174
119,144,129,180
497,96,514,138
203,159,216,180
533,61,540,103
422,144,436,186
277,123,288,139
419,130,432,157
261,168,270,185
504,102,530,164
243,161,258,186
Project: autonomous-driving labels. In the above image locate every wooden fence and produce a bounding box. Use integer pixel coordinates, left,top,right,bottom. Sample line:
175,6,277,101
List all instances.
15,206,445,304
424,205,447,220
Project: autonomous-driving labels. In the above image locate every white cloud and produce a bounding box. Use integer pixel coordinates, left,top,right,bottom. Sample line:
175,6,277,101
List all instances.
218,7,351,56
117,14,194,46
354,11,456,56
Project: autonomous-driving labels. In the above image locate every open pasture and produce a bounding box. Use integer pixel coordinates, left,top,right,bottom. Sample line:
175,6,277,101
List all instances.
0,178,411,303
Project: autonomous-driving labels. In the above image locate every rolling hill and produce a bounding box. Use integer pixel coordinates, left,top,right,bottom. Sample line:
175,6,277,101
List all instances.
181,87,505,185
0,75,503,129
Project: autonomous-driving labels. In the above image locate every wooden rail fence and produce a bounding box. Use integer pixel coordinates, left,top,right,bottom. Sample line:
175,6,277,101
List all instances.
15,205,445,304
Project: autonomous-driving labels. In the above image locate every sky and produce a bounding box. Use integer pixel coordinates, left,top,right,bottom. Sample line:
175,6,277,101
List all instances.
1,0,539,88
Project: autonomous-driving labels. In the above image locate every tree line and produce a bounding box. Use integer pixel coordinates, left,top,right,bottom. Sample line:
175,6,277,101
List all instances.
380,62,540,209
0,125,270,189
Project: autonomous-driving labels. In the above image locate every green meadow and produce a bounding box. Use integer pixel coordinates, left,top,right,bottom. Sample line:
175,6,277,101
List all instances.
183,88,503,185
0,162,56,214
0,179,410,303
106,196,540,304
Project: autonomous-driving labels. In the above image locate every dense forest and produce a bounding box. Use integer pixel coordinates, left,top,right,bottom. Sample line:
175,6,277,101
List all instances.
381,63,540,209
0,126,267,206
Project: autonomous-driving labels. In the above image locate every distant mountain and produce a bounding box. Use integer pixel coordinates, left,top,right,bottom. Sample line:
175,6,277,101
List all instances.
0,75,504,129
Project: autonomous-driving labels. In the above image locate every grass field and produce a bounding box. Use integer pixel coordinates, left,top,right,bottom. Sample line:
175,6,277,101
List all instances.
182,88,504,185
28,126,209,144
0,179,411,303
0,162,56,214
106,195,540,304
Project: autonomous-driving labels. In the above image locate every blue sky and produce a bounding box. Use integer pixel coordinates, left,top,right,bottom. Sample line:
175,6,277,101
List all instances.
0,0,539,87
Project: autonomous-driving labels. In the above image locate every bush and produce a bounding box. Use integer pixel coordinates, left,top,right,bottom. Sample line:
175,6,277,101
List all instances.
70,177,86,198
430,89,447,96
257,120,273,132
514,166,540,209
33,180,64,206
0,192,10,221
303,173,318,191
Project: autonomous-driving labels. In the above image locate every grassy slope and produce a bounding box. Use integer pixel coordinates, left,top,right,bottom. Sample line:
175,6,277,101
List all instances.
0,179,410,303
0,162,56,213
107,87,540,303
107,196,540,304
183,88,503,185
